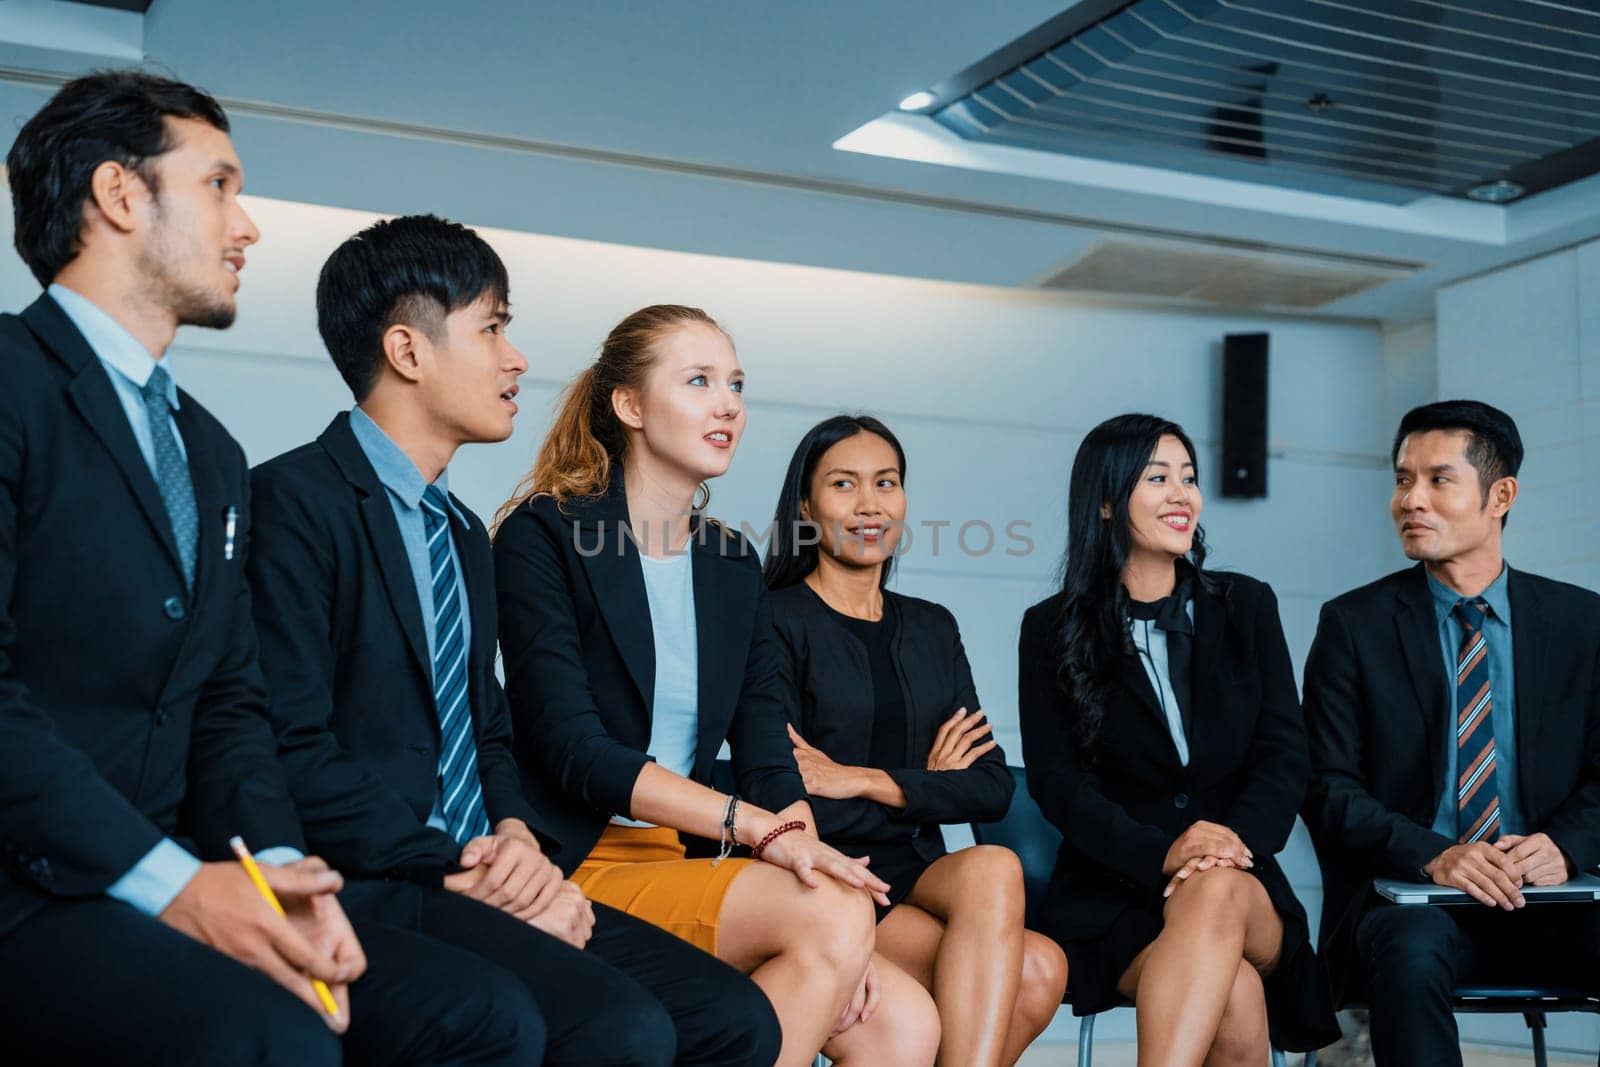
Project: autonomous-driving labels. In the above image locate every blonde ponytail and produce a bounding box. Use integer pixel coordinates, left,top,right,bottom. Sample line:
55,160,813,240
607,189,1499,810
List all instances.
493,304,727,532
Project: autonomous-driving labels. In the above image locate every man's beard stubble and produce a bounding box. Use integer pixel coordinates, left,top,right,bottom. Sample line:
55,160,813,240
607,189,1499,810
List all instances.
136,203,237,331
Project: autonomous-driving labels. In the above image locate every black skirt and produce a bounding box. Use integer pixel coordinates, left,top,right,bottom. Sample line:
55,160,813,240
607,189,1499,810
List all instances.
857,839,938,922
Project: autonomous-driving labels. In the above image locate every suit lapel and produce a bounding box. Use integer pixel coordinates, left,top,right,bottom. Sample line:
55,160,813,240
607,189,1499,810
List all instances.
690,521,754,776
1395,564,1447,785
574,492,655,709
24,297,188,587
1117,651,1167,728
318,416,431,681
1185,582,1222,755
361,494,432,681
1508,568,1546,790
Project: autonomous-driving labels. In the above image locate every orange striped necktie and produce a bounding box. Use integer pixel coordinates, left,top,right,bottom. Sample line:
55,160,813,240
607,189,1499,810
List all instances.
1453,598,1498,844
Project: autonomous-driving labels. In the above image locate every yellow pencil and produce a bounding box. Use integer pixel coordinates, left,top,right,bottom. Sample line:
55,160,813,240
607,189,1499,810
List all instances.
228,835,342,1020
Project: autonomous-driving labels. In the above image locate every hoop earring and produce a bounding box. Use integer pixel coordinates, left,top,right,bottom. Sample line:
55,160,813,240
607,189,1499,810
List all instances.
693,483,711,511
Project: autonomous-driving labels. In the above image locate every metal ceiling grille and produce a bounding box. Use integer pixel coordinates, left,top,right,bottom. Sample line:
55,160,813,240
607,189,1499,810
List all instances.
931,0,1600,203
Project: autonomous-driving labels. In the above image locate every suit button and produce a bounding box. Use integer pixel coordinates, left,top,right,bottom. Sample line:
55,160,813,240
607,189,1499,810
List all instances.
162,596,185,621
1174,793,1190,809
154,707,170,727
910,826,921,839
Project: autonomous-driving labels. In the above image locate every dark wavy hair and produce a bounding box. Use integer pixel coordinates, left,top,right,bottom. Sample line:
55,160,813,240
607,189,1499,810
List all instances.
7,69,229,287
763,414,907,591
1054,413,1216,753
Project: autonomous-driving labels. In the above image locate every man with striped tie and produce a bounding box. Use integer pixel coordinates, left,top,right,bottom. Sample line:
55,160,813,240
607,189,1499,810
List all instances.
1302,400,1600,1066
243,214,781,1066
0,72,544,1064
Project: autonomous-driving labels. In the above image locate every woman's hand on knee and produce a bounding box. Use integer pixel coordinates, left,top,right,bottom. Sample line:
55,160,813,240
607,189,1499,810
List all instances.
761,832,891,907
1163,853,1239,899
831,959,880,1036
1162,821,1251,876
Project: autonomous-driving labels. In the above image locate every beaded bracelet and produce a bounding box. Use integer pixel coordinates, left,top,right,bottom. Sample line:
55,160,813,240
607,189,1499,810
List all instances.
751,820,807,860
713,795,741,867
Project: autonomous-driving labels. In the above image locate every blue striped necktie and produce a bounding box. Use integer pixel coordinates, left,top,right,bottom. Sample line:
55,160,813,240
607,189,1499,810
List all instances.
1453,597,1499,844
421,485,491,845
140,365,197,591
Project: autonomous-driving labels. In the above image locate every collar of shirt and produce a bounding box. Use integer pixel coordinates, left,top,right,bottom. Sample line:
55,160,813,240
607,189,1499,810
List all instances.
1425,562,1512,628
47,283,179,411
348,406,468,527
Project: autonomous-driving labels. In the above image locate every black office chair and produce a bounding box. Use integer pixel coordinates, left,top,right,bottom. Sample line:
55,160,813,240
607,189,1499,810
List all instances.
971,765,1307,1067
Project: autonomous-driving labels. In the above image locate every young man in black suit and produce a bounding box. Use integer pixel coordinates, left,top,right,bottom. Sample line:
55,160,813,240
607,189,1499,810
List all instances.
244,213,781,1066
0,73,541,1062
1303,400,1600,1066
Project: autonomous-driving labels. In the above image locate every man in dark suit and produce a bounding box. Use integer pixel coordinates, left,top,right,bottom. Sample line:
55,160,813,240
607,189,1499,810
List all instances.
1303,399,1600,1066
0,72,541,1063
244,213,781,1066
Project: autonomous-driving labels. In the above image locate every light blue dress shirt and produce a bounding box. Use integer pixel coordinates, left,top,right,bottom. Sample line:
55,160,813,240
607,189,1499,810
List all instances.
613,549,699,827
1128,603,1193,767
1428,565,1522,839
48,284,186,466
348,406,472,834
48,286,299,915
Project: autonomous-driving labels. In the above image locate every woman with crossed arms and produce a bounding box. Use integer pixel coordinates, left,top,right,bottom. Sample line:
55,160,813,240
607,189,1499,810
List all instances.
765,414,1068,1066
1017,413,1337,1065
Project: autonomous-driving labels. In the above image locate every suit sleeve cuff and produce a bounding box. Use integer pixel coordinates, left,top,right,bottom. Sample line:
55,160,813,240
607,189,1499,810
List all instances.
1386,827,1457,879
106,838,202,916
597,747,654,819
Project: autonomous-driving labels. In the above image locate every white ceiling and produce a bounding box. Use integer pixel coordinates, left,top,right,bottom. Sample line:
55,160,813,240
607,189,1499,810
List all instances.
5,0,1600,324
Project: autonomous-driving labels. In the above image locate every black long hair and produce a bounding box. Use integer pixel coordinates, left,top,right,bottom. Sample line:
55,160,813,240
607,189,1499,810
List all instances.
764,414,907,591
1055,413,1215,753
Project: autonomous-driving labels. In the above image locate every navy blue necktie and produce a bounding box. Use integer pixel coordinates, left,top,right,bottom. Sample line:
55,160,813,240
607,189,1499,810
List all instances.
1453,597,1499,844
421,486,491,845
140,365,197,591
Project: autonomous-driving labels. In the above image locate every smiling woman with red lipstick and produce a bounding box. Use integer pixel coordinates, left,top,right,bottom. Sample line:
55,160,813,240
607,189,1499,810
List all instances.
491,306,929,1067
1018,413,1337,1067
763,414,1069,1067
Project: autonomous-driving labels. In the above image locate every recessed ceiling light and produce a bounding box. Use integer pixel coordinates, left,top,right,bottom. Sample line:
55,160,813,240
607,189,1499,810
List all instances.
898,90,937,111
1466,180,1524,203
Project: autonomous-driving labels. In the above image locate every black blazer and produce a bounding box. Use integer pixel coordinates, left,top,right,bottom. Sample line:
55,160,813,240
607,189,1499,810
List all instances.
768,583,1012,862
0,295,303,935
494,469,806,875
1019,572,1336,1048
1302,563,1600,1000
230,413,547,883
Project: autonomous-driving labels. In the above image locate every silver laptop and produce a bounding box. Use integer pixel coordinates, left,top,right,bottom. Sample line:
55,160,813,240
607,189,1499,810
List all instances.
1375,874,1600,905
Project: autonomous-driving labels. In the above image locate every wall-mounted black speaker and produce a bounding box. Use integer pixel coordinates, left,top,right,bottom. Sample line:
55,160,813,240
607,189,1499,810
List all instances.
1221,333,1268,499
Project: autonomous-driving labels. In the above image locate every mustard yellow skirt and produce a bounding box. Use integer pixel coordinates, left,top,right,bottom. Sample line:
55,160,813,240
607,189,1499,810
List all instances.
572,824,752,955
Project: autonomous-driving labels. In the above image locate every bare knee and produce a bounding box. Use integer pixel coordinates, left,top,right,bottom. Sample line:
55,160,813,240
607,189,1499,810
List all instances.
959,844,1023,886
1016,933,1068,1031
943,845,1025,920
877,976,942,1066
1165,867,1255,931
790,874,875,978
1210,962,1268,1061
